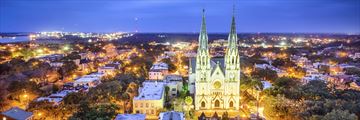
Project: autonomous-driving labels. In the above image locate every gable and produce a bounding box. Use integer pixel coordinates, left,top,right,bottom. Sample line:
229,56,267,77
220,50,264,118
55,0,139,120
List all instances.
211,64,225,79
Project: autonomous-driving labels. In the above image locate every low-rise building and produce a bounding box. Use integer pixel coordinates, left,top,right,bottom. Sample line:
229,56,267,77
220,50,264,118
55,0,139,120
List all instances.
36,90,75,105
327,75,355,85
114,114,146,120
73,73,104,87
133,82,165,119
159,111,185,120
149,62,169,80
105,62,121,70
1,107,34,120
98,66,116,76
49,62,63,68
164,74,183,98
254,63,286,77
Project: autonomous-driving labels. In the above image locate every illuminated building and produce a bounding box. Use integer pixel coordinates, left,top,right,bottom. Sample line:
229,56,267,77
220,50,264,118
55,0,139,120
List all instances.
0,107,34,120
133,81,165,119
149,62,169,80
98,66,116,76
189,10,241,117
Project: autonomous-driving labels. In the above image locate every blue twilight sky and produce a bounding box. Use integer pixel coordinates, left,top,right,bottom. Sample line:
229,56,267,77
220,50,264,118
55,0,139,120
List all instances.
0,0,359,33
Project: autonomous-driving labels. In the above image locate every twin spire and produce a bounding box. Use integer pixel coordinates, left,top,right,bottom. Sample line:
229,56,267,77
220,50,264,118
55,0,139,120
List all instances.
198,9,238,51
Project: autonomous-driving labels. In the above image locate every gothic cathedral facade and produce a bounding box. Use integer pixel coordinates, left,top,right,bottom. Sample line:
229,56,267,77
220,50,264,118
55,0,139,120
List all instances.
189,10,241,116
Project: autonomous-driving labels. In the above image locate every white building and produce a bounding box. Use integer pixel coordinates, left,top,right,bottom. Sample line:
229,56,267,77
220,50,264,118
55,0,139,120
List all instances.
164,74,183,98
189,11,241,117
149,62,169,80
133,81,165,119
36,90,75,105
159,111,185,120
73,73,104,87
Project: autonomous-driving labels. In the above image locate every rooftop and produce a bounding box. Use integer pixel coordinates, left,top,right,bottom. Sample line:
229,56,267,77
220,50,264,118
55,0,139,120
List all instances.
114,114,146,120
159,111,185,120
151,62,168,70
1,107,33,120
134,81,164,100
75,77,100,83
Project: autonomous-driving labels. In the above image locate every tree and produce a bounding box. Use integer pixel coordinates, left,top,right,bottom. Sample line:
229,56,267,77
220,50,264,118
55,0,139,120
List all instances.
86,81,123,103
165,86,170,101
222,111,229,120
272,58,296,68
161,58,177,73
344,67,360,77
300,80,332,100
59,61,78,79
70,102,119,120
63,52,81,60
63,92,86,105
322,109,358,120
185,96,193,106
263,95,300,120
318,65,330,74
251,68,278,82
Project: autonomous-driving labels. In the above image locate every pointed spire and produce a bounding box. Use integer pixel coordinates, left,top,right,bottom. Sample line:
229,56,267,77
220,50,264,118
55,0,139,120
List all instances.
228,6,237,49
199,9,208,49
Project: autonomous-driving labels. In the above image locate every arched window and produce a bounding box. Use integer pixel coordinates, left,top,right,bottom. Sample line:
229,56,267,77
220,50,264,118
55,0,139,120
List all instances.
229,101,234,107
201,101,206,107
215,100,220,107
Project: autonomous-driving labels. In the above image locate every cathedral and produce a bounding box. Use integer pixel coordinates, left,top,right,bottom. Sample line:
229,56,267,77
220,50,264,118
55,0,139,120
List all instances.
188,9,241,117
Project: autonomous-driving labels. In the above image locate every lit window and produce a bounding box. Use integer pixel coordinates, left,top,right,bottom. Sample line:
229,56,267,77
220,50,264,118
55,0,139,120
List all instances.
201,101,205,107
215,100,220,107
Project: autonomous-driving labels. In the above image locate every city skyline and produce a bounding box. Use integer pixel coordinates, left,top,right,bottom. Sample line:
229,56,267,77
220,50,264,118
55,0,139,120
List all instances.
1,0,359,33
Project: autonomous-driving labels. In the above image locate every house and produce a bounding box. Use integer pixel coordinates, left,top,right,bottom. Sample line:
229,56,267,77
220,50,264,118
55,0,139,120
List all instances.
114,114,146,120
1,107,33,120
164,74,183,98
36,90,75,105
37,54,64,63
261,81,272,89
159,111,185,120
254,63,286,77
98,66,116,76
105,62,121,70
133,81,165,119
164,51,176,57
149,62,169,80
49,62,63,67
327,75,355,85
79,59,92,72
329,65,343,75
351,52,360,59
350,80,360,91
73,73,104,87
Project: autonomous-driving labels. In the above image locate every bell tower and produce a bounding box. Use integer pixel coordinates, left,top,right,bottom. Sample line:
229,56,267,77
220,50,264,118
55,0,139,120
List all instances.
224,7,241,110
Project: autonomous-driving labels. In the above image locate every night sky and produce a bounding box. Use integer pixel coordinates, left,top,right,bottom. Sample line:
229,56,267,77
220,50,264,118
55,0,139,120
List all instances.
0,0,359,33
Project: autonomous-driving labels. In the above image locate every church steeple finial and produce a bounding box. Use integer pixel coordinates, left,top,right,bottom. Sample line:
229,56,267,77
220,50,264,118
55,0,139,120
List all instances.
228,6,237,49
199,9,208,49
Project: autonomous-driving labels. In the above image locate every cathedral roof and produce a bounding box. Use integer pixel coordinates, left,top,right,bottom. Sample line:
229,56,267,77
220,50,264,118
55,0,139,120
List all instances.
189,57,196,73
189,57,225,75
